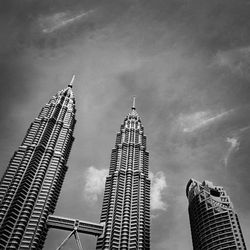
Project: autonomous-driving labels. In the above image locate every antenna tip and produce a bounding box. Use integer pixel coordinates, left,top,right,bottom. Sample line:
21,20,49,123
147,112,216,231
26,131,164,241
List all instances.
132,96,136,109
68,74,75,87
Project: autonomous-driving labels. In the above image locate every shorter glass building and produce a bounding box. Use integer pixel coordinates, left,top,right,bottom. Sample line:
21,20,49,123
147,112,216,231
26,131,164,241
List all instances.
186,179,246,250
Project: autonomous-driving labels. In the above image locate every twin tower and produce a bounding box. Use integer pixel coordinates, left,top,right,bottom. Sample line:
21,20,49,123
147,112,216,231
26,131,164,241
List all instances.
0,79,246,249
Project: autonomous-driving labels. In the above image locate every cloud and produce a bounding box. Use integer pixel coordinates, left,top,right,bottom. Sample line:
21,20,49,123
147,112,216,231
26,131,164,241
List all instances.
239,125,250,133
224,137,240,167
40,10,93,33
83,167,167,212
150,171,167,211
83,166,108,203
177,109,234,133
223,125,250,167
213,46,250,78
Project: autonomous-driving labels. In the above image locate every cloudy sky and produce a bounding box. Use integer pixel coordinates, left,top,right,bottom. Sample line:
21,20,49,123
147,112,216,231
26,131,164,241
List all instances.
1,0,250,249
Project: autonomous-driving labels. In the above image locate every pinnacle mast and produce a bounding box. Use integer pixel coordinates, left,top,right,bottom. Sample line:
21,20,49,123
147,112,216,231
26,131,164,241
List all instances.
132,96,136,109
68,74,75,88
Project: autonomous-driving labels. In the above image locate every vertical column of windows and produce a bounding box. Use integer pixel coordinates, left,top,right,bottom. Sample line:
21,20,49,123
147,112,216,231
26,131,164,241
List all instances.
64,133,75,161
45,157,67,212
40,120,55,147
138,177,145,249
99,177,112,223
65,108,75,126
69,112,75,128
68,100,75,109
61,101,75,160
127,121,130,129
97,177,112,250
55,128,67,152
32,120,47,145
48,123,62,149
104,174,118,249
135,130,139,144
143,179,150,249
58,107,67,121
68,100,76,120
133,147,139,172
120,146,128,171
139,149,144,172
125,130,129,143
233,214,246,248
136,121,141,130
61,132,71,156
128,128,131,144
127,145,133,172
64,98,69,106
46,104,55,119
111,173,125,248
138,131,142,144
52,104,62,120
130,128,134,143
129,174,139,250
120,172,132,249
64,111,71,125
142,136,146,148
59,95,65,105
116,147,122,172
121,129,125,143
116,133,121,145
143,152,149,177
109,149,117,174
63,135,74,162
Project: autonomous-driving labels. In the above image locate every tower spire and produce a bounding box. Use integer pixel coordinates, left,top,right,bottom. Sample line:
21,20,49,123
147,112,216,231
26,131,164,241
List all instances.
132,96,136,110
68,74,75,88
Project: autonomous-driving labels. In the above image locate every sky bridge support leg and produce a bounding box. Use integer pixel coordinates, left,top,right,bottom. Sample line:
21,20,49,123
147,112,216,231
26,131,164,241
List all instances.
74,230,84,250
47,215,105,250
56,229,76,250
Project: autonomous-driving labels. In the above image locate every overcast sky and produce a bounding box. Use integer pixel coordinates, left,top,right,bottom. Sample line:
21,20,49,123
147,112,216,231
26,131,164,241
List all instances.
1,0,250,249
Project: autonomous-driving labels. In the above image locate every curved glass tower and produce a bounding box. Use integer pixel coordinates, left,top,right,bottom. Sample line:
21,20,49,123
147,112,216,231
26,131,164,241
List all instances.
96,100,150,250
0,80,76,249
186,179,246,250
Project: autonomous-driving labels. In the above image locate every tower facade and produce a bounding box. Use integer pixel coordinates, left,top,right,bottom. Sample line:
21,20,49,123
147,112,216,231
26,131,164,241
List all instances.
96,102,150,250
186,179,246,250
0,80,76,249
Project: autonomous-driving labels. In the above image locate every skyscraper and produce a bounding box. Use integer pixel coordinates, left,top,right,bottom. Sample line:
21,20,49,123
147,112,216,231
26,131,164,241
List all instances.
186,179,246,250
96,99,150,250
0,78,76,249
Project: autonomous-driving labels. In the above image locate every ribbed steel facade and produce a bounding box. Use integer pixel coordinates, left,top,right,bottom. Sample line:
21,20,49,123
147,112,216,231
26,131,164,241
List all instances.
96,105,150,250
186,179,246,250
0,84,76,249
